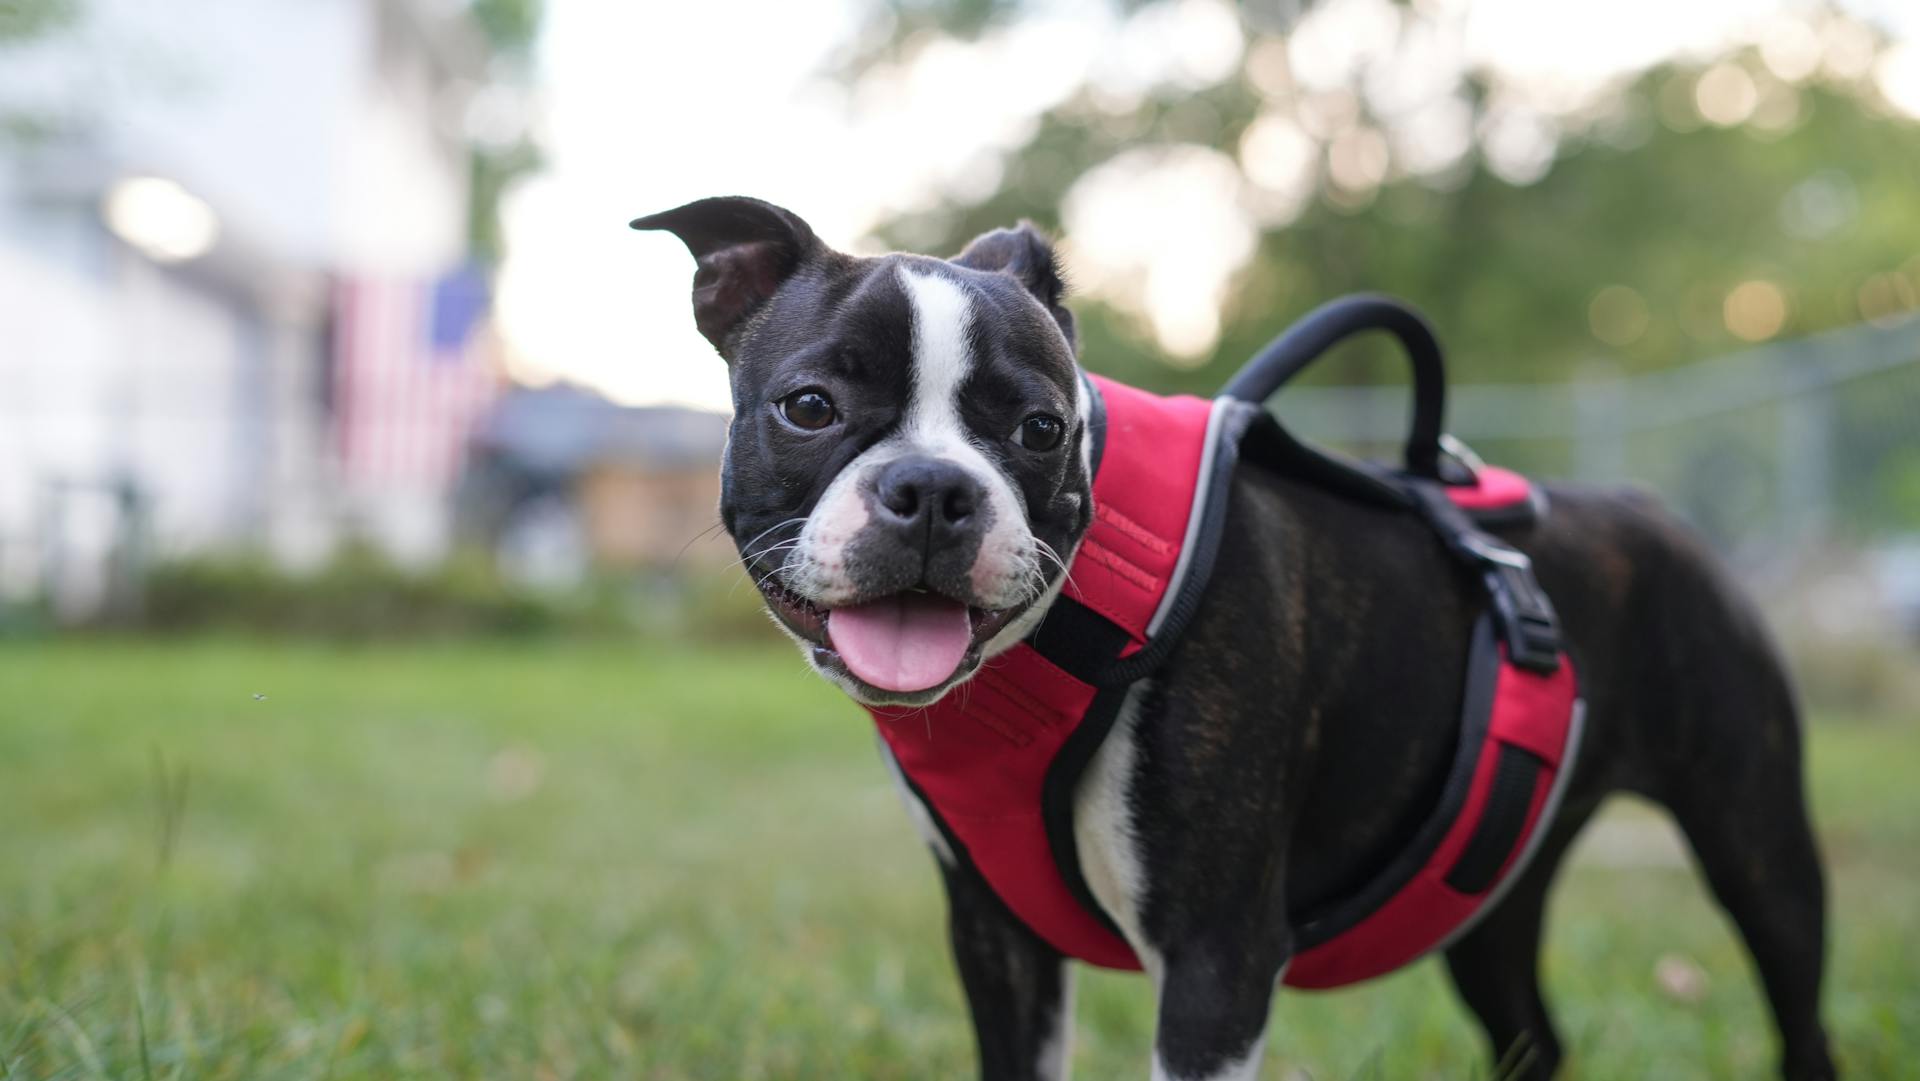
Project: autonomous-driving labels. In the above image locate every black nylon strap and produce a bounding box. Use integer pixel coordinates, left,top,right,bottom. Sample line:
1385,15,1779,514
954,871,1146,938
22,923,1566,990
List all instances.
1444,745,1547,894
1028,596,1131,685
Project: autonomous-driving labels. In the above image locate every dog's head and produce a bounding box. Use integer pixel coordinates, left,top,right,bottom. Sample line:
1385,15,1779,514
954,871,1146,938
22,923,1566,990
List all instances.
633,196,1093,707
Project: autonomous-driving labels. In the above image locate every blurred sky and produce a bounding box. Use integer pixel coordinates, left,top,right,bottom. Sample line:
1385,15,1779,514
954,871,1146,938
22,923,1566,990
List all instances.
495,0,1920,414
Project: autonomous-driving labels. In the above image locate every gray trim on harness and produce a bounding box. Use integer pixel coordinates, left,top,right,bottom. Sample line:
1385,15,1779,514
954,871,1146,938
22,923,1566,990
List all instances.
1145,396,1235,640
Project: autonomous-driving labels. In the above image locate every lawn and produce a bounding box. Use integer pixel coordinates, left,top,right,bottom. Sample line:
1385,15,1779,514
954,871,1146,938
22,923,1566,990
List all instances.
0,637,1915,1079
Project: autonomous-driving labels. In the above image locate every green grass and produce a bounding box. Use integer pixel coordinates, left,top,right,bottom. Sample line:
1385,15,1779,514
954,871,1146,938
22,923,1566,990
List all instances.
0,637,1915,1079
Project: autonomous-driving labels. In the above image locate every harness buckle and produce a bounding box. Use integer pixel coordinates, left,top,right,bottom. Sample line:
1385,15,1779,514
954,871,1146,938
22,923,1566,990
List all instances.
1474,544,1563,673
1409,482,1565,673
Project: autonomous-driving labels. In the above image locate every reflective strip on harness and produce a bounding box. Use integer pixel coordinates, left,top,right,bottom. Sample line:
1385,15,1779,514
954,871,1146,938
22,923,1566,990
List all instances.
867,374,1584,989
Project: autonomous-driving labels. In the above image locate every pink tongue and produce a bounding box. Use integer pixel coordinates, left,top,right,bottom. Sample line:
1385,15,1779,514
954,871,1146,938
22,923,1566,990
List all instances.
827,593,974,692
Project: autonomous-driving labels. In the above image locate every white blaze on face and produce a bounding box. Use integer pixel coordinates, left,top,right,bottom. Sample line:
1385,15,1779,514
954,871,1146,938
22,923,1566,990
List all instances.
784,265,1038,614
898,269,974,443
895,269,1036,606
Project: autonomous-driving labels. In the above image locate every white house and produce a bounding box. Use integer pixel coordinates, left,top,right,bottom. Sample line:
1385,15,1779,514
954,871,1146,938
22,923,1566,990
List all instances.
0,0,499,617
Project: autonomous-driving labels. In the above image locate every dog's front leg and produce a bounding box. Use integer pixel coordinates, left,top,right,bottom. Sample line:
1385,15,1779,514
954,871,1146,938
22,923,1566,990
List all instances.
1149,931,1290,1081
941,860,1073,1081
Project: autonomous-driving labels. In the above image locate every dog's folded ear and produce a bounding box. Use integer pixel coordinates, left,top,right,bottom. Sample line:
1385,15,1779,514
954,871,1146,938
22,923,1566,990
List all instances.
630,197,822,360
953,222,1075,348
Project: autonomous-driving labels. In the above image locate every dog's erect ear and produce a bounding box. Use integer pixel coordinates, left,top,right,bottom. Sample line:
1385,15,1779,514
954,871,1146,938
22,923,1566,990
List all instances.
953,222,1075,348
630,196,822,359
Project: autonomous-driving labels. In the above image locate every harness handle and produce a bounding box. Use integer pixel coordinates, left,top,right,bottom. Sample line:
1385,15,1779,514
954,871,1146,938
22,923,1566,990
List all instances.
1221,294,1448,480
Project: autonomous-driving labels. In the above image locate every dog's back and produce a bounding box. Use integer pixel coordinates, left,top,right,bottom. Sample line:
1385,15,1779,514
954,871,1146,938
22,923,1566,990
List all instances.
1140,467,1834,1079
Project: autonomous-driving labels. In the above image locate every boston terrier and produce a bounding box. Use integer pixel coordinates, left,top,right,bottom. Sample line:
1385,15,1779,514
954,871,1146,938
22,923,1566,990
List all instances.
630,196,1835,1081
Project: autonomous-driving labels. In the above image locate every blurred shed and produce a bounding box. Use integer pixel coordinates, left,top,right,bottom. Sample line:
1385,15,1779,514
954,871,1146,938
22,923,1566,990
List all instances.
465,385,730,584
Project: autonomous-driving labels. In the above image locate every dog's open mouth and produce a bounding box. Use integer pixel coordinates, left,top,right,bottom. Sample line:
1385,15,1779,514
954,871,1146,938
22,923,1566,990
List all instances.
759,578,1028,695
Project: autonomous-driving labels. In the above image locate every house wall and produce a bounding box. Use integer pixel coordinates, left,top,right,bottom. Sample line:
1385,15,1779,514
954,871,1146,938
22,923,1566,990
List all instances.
0,0,469,274
0,0,483,610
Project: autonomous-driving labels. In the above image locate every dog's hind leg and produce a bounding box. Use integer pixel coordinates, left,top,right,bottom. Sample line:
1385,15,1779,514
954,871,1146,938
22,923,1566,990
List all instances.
1441,797,1602,1081
1636,545,1837,1080
1663,732,1836,1080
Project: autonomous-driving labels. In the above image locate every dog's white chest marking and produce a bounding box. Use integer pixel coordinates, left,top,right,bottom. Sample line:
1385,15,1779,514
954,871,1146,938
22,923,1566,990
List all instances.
1072,681,1161,977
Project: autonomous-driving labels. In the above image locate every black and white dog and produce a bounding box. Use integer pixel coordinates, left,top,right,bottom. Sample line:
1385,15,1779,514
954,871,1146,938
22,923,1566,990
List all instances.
631,196,1836,1081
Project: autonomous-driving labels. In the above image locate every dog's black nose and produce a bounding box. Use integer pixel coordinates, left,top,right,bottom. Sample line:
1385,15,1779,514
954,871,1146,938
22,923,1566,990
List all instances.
874,456,982,544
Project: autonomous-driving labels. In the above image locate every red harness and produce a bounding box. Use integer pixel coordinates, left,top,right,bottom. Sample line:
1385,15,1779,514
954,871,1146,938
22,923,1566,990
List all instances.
868,375,1583,989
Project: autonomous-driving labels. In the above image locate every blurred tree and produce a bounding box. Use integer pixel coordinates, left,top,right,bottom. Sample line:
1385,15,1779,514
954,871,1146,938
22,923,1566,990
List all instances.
840,3,1920,396
1881,450,1920,529
470,139,541,265
466,0,544,264
0,0,74,41
0,0,79,138
469,0,541,52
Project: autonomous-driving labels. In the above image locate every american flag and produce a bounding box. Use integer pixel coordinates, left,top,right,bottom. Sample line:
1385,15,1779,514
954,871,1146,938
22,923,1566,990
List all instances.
332,266,500,488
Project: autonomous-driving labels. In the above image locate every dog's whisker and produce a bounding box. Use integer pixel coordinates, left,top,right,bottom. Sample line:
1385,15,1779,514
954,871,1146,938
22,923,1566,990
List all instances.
669,518,729,572
737,516,809,558
756,558,801,591
733,523,812,577
1030,537,1077,595
733,539,809,591
740,538,806,570
744,540,804,567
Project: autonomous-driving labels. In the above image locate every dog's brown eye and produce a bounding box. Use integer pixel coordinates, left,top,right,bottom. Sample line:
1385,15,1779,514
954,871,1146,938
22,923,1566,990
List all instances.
780,389,836,430
1013,413,1065,451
